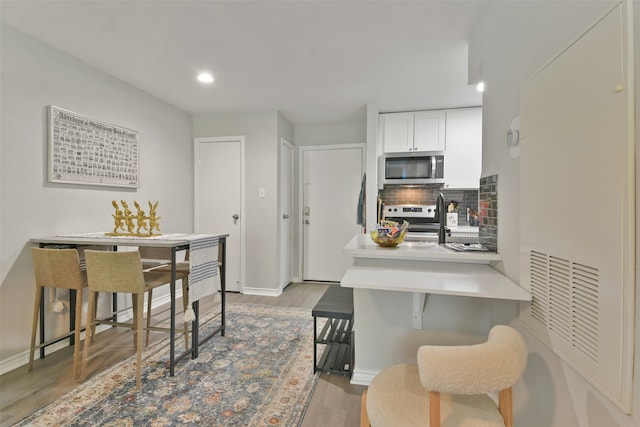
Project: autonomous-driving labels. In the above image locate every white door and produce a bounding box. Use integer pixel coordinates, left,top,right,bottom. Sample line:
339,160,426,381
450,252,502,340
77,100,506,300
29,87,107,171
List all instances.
279,139,294,288
302,145,364,282
194,137,243,292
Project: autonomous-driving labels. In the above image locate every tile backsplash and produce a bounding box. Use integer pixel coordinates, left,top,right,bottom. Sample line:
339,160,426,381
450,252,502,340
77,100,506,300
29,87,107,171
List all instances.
379,185,478,226
478,174,498,252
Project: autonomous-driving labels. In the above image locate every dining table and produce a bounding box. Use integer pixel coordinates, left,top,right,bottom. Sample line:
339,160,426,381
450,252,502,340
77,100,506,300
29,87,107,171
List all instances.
30,231,228,376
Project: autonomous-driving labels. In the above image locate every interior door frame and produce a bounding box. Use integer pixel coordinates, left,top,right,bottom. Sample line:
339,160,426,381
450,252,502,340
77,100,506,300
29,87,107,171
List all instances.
278,137,295,289
298,143,366,281
193,135,246,293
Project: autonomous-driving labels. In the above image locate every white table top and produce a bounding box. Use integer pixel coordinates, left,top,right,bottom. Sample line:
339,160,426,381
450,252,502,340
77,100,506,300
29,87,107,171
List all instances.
344,234,501,264
31,232,228,247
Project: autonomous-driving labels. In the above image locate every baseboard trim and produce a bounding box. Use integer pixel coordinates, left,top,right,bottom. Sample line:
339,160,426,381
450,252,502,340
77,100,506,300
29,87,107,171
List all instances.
0,290,182,376
351,368,378,386
242,286,283,297
0,324,111,376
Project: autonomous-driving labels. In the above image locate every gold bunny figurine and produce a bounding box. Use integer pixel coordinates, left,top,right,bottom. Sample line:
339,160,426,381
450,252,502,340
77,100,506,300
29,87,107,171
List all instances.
134,201,148,235
121,200,135,234
111,200,125,233
148,201,161,234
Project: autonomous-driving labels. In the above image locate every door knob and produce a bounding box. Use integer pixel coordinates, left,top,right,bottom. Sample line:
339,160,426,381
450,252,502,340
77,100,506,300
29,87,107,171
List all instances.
304,219,310,225
233,213,239,224
283,214,290,220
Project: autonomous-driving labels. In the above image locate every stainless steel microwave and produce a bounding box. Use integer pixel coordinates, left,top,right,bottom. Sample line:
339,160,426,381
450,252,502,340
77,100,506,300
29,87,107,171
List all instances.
381,151,445,185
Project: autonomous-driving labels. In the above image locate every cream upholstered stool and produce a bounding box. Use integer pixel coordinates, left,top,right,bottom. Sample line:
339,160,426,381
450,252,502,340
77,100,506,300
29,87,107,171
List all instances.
29,248,87,378
361,325,527,427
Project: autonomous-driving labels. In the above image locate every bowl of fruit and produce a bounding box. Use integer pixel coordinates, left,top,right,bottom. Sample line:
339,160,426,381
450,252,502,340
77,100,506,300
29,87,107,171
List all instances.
370,220,409,247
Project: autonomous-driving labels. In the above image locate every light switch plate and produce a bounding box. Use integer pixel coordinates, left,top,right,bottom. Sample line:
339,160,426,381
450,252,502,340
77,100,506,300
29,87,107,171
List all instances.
258,187,265,198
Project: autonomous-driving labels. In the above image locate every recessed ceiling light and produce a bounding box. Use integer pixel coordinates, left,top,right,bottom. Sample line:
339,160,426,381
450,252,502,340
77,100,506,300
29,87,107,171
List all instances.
476,82,485,92
197,72,214,84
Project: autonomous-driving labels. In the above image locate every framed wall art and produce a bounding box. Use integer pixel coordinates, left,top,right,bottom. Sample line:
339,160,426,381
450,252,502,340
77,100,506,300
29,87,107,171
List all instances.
48,106,139,188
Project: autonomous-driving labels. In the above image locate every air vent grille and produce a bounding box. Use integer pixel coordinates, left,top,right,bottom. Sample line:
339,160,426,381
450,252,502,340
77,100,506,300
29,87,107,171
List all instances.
529,251,548,324
529,251,600,362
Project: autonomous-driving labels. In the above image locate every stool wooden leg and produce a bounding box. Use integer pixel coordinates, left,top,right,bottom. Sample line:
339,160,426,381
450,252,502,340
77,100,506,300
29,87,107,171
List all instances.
146,290,153,346
132,292,143,390
429,391,441,427
90,292,99,342
360,389,370,427
72,288,83,378
499,387,514,427
81,290,97,382
29,286,43,371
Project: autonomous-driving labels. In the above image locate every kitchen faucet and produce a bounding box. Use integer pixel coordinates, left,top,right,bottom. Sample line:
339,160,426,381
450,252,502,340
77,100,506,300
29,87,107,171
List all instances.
437,192,446,244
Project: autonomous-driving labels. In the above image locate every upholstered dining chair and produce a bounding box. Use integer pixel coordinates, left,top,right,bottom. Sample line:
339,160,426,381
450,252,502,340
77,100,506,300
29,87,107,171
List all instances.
361,325,528,427
29,247,87,378
137,246,190,348
81,250,175,390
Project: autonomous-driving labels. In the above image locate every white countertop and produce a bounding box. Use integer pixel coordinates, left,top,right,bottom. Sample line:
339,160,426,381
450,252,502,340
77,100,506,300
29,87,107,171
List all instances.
341,258,531,301
341,235,531,315
344,234,501,264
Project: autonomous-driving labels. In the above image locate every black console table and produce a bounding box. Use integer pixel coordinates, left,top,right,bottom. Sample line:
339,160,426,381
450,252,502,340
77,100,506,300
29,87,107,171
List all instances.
312,285,353,377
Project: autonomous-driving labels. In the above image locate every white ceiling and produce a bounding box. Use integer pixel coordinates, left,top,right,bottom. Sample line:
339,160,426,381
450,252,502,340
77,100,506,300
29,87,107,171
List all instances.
0,0,486,125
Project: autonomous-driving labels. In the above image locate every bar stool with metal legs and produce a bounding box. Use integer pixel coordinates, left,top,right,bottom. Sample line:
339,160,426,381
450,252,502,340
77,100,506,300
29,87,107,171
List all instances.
29,247,87,378
138,246,190,349
81,249,174,390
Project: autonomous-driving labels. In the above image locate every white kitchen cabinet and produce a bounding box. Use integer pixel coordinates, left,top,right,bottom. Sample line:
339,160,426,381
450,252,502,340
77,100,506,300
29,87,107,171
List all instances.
414,111,446,151
380,111,445,153
443,108,482,189
380,112,413,152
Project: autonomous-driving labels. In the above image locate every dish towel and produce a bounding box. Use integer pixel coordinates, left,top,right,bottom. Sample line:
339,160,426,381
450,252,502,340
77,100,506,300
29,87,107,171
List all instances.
357,173,366,226
183,235,220,322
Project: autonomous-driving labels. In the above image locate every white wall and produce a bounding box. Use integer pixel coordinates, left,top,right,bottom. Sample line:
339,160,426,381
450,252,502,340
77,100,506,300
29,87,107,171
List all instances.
294,121,365,147
469,1,639,425
192,111,283,293
192,115,363,291
0,25,193,367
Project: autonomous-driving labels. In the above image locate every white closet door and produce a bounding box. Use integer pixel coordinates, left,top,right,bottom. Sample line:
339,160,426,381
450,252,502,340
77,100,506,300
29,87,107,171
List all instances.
520,4,633,412
195,137,243,293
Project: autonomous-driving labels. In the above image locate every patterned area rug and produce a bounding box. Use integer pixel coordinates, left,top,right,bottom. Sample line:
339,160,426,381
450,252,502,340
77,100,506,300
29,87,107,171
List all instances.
15,303,319,426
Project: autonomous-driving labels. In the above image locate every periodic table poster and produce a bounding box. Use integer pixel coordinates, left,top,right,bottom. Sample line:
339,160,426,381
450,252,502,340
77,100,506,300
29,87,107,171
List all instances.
48,106,139,188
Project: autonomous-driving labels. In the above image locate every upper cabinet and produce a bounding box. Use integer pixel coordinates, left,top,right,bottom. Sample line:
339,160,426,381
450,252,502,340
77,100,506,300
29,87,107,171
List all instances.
380,111,445,153
378,107,482,189
443,107,482,189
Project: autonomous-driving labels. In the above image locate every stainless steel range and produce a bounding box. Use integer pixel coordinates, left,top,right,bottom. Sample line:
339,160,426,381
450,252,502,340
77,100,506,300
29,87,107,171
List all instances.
383,204,445,242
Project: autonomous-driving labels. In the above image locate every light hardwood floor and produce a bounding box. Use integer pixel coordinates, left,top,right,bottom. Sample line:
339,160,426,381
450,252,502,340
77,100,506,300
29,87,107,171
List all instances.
0,282,366,427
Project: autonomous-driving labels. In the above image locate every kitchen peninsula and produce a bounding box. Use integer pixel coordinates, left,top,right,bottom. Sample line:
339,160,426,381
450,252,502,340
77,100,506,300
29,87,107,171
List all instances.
340,235,530,385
